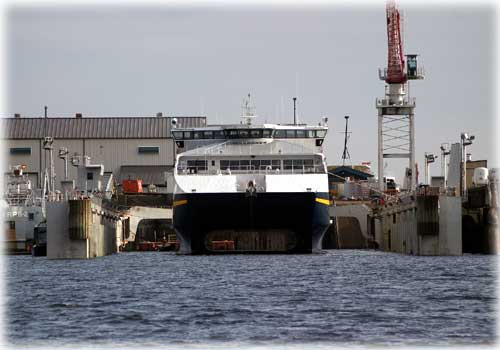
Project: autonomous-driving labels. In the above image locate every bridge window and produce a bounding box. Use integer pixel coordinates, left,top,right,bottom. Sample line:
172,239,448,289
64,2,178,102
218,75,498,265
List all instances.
238,130,250,138
274,129,312,138
275,130,286,138
250,129,262,138
227,130,239,138
172,131,183,139
214,130,225,138
263,129,273,138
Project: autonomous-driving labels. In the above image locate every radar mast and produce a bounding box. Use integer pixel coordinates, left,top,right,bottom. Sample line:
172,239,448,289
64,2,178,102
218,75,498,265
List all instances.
241,93,256,125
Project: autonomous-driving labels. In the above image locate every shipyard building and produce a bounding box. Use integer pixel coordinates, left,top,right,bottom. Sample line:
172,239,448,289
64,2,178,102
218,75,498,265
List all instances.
2,114,206,192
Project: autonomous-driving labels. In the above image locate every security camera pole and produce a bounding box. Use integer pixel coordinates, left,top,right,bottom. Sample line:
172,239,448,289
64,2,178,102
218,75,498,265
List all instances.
424,152,437,185
461,132,475,201
58,147,70,180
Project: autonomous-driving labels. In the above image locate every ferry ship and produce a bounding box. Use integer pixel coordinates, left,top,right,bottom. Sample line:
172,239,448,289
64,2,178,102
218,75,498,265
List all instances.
171,96,330,254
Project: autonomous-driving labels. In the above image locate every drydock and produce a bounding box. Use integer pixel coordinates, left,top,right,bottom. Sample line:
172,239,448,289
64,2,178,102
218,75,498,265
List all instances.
2,0,498,258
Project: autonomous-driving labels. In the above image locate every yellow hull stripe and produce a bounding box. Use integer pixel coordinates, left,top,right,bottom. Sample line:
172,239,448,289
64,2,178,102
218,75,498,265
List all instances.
173,199,188,207
315,197,330,206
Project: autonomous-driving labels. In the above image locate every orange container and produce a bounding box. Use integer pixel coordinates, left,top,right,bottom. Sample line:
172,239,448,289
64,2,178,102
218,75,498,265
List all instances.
122,179,143,193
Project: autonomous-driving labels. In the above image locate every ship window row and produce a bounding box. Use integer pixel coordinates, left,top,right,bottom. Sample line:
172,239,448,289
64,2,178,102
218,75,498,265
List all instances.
274,130,319,138
186,160,208,171
220,159,281,171
178,158,324,174
283,159,314,170
172,129,326,140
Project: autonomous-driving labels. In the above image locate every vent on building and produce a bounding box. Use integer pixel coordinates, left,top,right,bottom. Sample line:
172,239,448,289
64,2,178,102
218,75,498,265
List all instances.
75,113,82,118
14,113,21,119
156,112,163,117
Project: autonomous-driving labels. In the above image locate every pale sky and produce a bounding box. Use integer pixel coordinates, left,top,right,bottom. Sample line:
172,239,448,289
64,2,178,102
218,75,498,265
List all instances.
5,3,497,181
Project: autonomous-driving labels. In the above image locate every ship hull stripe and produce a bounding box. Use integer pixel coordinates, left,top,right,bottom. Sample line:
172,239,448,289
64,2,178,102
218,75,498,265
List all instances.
315,197,330,206
173,199,188,207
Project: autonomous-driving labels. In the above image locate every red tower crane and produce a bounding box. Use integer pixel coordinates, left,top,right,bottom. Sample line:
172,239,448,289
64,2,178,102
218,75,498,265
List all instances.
376,0,424,192
385,0,406,84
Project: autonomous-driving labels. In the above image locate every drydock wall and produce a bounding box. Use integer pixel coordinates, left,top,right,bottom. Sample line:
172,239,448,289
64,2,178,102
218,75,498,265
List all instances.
47,199,119,259
328,204,373,249
373,194,462,256
334,191,463,256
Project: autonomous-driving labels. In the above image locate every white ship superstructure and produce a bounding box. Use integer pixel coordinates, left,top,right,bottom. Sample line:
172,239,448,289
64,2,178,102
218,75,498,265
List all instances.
3,165,45,252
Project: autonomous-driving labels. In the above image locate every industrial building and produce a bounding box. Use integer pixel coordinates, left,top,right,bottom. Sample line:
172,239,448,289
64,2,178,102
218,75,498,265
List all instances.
2,114,206,192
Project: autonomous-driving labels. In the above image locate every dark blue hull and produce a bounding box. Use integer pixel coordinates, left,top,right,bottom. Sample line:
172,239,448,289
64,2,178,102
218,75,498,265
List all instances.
172,192,330,254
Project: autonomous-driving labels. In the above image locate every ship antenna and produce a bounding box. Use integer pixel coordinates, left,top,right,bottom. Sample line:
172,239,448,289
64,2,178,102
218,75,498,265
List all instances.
293,97,297,125
241,93,255,125
341,115,352,166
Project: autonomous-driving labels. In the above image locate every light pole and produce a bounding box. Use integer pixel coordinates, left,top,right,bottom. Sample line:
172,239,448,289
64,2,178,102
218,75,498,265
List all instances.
461,132,475,200
58,147,70,180
425,152,437,185
440,143,450,188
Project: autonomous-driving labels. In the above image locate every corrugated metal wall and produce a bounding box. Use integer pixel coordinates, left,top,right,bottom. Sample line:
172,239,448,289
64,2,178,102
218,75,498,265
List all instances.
6,138,174,190
85,139,174,174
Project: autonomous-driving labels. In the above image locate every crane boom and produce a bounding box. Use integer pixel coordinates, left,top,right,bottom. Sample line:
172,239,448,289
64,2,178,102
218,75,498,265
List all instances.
385,0,406,84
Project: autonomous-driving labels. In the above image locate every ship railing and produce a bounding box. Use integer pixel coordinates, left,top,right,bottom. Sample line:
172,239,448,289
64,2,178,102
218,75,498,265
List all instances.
177,165,326,176
4,192,35,206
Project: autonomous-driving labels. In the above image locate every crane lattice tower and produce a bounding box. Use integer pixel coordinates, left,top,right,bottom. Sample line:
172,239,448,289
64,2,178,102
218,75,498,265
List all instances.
376,0,424,191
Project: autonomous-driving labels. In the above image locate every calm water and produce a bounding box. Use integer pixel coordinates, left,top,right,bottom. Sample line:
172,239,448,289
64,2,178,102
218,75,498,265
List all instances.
5,250,498,348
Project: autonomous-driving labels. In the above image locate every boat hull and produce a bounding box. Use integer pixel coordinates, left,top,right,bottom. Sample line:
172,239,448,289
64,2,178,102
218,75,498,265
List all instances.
172,192,330,254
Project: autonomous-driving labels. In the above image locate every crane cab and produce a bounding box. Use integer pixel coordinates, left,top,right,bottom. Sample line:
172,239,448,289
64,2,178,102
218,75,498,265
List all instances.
406,54,424,80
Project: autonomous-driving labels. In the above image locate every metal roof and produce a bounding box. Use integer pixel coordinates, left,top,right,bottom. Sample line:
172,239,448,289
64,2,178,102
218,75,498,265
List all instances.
328,166,374,182
1,116,206,139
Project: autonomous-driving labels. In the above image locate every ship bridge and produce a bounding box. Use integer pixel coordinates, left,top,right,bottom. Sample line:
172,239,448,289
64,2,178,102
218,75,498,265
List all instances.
176,140,326,176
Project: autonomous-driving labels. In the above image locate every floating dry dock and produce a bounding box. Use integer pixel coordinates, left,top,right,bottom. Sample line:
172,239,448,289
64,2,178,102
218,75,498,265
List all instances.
329,173,500,255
